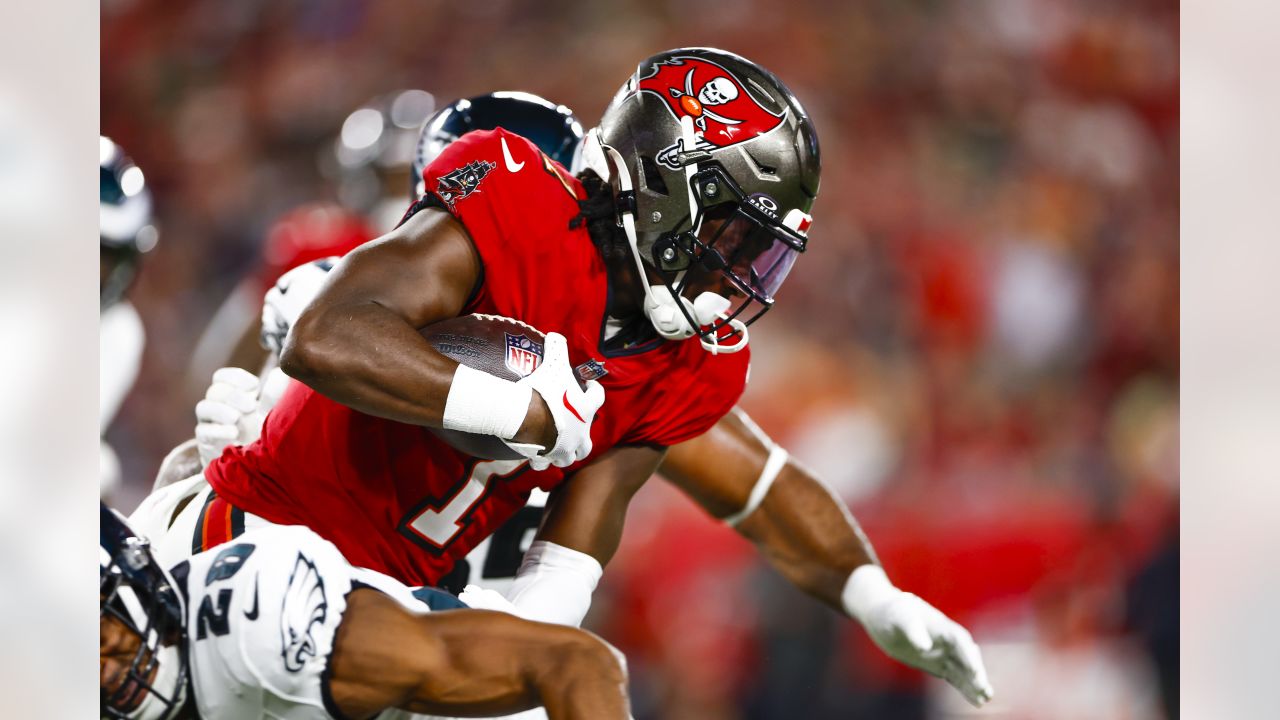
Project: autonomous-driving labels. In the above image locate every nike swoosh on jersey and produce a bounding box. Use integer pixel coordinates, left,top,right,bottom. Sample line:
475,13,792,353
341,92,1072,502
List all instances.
244,577,260,620
501,137,525,172
562,391,585,423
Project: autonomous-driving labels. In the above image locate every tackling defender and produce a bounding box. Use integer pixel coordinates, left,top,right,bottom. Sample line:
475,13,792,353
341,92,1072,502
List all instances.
101,504,630,719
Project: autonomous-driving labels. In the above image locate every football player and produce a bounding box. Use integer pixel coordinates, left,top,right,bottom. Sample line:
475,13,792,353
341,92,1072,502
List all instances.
170,51,988,707
184,49,786,608
101,503,630,719
167,76,992,705
101,136,159,497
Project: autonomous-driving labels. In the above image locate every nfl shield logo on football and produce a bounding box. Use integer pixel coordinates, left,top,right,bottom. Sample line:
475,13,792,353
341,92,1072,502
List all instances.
504,333,544,377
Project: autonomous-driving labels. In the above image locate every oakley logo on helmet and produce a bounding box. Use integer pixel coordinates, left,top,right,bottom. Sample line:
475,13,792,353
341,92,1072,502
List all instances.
436,159,497,209
638,56,786,169
747,193,780,219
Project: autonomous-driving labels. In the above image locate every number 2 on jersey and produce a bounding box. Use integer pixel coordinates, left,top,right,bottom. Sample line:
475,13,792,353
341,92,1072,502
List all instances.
399,458,528,551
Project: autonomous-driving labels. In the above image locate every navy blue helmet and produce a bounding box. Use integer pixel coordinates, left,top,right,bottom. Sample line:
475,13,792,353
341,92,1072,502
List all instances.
100,503,189,719
410,91,584,200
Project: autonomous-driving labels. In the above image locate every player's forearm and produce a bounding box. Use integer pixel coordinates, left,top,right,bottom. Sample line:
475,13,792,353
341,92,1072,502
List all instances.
528,633,630,720
736,461,880,612
280,302,536,440
399,611,627,719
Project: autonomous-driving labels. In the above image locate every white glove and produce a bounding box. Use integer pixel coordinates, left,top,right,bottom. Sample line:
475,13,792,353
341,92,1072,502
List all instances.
457,584,524,616
195,367,267,467
844,565,994,707
503,333,605,471
260,258,336,355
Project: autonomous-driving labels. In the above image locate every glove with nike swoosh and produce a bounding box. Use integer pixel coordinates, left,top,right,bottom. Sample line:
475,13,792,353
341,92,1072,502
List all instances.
503,332,604,471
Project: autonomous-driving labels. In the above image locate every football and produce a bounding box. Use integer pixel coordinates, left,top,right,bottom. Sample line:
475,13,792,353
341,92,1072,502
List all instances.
420,313,548,460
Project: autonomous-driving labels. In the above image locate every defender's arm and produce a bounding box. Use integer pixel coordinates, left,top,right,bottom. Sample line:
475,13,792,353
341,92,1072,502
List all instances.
328,588,629,720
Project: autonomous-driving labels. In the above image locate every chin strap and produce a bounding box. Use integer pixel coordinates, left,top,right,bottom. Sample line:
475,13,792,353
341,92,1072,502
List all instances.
593,129,749,354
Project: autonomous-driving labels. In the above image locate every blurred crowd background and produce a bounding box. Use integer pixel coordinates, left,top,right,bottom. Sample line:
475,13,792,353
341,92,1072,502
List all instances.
102,0,1178,718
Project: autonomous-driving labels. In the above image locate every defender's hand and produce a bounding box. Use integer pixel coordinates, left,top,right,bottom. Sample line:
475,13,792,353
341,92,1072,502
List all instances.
195,367,265,467
505,333,604,470
845,566,994,708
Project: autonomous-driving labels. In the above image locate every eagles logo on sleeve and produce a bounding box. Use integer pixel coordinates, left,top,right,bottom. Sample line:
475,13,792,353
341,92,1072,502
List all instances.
280,553,328,672
436,159,497,209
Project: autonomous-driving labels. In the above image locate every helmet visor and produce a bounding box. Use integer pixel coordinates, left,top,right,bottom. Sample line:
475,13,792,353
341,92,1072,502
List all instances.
679,164,808,305
647,164,811,346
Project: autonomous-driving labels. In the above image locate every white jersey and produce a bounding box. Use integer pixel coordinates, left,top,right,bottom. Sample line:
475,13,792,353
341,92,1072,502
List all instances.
175,524,431,720
101,300,145,430
101,300,145,495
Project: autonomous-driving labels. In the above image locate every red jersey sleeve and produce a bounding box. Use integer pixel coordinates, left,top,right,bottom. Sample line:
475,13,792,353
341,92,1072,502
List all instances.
419,128,586,316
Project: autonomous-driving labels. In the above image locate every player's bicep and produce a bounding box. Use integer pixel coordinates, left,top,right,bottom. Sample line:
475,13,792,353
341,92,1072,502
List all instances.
309,207,481,328
535,445,666,566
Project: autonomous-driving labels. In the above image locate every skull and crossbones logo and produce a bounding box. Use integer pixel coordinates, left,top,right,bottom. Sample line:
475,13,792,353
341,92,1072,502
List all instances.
698,77,739,106
668,71,744,133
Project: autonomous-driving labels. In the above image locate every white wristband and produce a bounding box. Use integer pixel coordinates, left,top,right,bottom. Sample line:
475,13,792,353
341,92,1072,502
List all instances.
722,444,788,527
505,541,603,627
441,364,532,439
841,564,895,622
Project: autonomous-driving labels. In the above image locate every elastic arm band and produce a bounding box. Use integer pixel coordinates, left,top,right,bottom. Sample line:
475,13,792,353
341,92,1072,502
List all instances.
722,444,788,527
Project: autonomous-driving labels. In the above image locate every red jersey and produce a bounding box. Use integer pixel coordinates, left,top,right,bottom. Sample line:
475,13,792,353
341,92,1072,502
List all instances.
207,129,749,586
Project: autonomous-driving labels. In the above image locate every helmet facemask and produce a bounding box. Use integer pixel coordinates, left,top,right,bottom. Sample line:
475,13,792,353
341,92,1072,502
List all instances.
101,506,189,720
646,161,808,352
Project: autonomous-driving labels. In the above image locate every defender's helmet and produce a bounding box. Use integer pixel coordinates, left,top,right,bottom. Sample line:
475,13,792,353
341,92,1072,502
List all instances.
100,137,158,309
594,48,821,347
410,91,585,200
100,503,188,719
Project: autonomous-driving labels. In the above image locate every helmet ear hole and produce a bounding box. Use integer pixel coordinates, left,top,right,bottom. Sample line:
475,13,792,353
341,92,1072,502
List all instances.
652,236,690,272
639,155,669,196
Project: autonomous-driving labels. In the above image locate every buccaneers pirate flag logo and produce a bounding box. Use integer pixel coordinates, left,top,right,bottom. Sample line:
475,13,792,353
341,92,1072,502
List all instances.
436,159,497,209
638,56,786,169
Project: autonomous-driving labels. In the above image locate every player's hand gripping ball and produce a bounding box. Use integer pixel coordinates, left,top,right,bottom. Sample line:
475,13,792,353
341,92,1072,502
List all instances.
420,314,603,465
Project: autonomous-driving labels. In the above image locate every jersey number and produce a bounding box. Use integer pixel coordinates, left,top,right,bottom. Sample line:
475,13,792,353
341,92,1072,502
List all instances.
399,458,528,552
196,588,233,639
